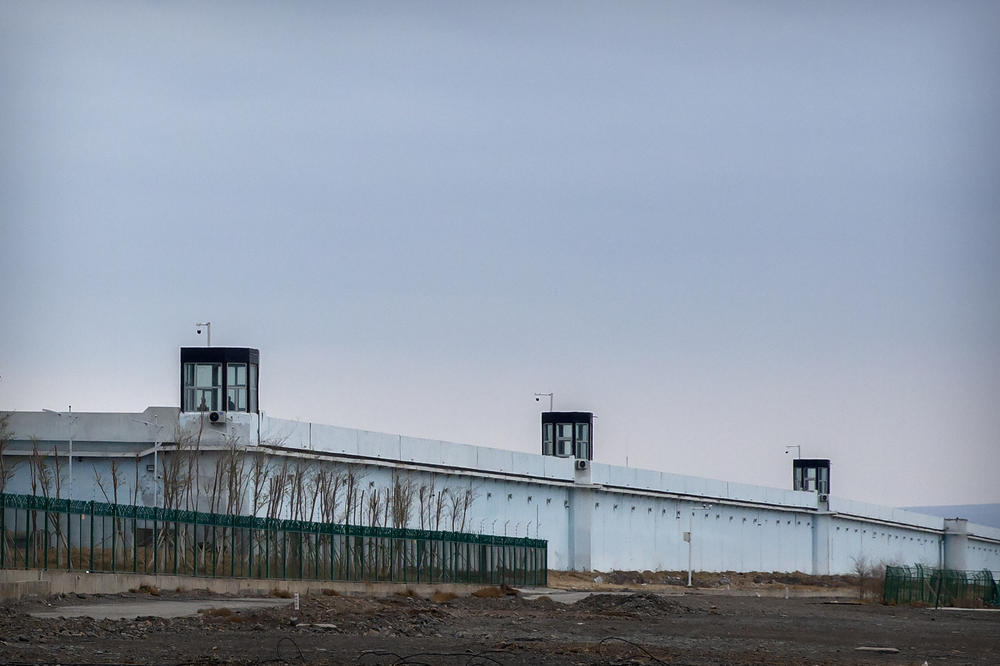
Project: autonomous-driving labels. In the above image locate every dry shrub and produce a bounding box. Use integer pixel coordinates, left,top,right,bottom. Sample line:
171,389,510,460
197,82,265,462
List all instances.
271,588,293,598
199,607,233,617
137,584,160,596
321,588,341,596
472,586,505,598
175,586,186,593
395,587,419,598
431,590,457,603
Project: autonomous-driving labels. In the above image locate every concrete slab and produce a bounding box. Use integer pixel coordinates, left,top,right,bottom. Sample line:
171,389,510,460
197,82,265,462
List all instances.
30,597,292,620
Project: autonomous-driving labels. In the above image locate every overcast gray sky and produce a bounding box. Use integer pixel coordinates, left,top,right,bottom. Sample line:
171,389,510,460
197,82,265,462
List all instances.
2,1,998,508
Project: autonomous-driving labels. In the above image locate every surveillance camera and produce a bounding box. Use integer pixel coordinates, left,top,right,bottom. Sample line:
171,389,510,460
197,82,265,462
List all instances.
535,397,540,402
197,329,202,334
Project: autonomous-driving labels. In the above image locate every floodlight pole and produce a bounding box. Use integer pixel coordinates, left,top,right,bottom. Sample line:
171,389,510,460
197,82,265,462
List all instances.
687,510,693,587
785,445,801,459
43,407,76,500
687,503,713,587
130,414,164,508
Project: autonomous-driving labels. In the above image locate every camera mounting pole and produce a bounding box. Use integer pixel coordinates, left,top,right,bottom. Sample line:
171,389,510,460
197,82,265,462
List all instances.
533,392,553,411
195,321,211,346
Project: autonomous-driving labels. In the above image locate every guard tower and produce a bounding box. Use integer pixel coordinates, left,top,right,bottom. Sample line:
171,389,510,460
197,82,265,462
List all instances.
792,458,830,495
180,347,260,416
541,412,593,460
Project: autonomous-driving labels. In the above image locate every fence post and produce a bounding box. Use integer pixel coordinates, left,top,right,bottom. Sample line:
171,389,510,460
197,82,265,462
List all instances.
43,504,49,570
131,508,137,573
1,494,5,568
153,511,158,575
173,518,179,575
25,505,32,570
66,502,72,571
89,501,95,572
230,522,235,578
193,517,198,578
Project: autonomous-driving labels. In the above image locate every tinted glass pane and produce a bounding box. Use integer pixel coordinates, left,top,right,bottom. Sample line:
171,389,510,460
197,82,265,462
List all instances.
183,363,195,386
228,364,247,386
195,364,213,387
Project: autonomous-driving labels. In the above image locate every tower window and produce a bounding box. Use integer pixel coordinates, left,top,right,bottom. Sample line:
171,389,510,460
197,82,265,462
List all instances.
227,363,247,411
248,363,258,413
183,362,222,411
574,423,590,459
556,423,573,457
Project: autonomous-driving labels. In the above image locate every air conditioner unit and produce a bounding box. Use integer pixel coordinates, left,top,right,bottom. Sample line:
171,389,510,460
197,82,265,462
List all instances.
819,493,829,503
575,459,589,470
208,411,225,425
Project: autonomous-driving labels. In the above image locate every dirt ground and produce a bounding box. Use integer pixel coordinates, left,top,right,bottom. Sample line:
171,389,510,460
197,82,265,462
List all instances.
1,572,997,665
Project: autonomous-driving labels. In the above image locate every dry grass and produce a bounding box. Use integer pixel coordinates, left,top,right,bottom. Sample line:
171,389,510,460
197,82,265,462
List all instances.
198,607,249,623
395,587,419,598
137,584,160,596
321,588,341,596
471,585,519,598
198,607,233,617
271,588,293,598
430,590,457,603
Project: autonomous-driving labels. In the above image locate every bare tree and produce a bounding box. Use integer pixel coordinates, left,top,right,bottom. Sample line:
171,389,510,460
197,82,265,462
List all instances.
447,483,479,532
390,474,416,529
851,554,872,600
266,458,290,520
28,438,50,499
342,467,364,525
366,486,384,527
316,467,346,523
418,477,436,530
433,484,447,531
0,413,19,494
94,461,126,563
249,450,270,518
0,414,20,562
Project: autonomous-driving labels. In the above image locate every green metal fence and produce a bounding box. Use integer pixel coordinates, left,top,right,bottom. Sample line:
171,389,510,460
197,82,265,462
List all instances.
883,565,999,607
0,493,547,587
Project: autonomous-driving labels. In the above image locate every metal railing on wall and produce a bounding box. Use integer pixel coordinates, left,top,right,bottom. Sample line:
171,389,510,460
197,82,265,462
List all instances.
0,493,547,587
883,565,998,608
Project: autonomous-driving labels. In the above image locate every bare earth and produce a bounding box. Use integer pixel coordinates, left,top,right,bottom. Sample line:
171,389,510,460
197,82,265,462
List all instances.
1,572,996,664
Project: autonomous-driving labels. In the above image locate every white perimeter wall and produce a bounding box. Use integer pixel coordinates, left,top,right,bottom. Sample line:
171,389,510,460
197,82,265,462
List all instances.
4,409,999,575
